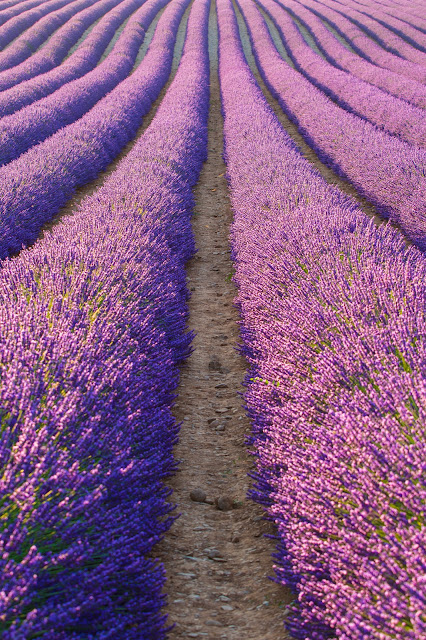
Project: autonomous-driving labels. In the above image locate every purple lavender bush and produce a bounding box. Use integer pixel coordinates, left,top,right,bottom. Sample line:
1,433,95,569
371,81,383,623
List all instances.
0,0,190,258
276,0,426,109
218,0,426,636
0,0,209,634
0,0,92,72
237,0,426,249
0,0,168,165
0,0,123,92
256,0,426,148
0,0,140,115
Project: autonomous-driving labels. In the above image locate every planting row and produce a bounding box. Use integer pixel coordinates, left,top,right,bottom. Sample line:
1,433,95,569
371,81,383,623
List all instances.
276,0,426,109
339,0,426,46
0,0,52,26
0,0,168,166
286,0,426,83
237,0,426,249
0,0,88,72
0,0,122,91
0,0,140,116
218,0,426,637
0,0,209,635
257,0,426,147
0,0,189,259
316,0,426,67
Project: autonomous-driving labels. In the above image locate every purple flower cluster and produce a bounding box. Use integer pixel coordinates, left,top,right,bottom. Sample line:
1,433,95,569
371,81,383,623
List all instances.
0,0,90,73
318,0,426,65
238,0,426,248
0,0,189,259
256,0,426,147
0,0,168,165
277,0,426,109
0,0,140,116
0,0,209,634
301,0,426,81
0,0,123,91
218,0,426,636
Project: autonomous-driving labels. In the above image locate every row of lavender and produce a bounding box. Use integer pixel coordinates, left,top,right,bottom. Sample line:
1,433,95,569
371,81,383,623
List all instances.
0,0,168,165
0,0,190,258
0,0,92,73
218,0,425,638
276,0,426,109
256,0,426,147
0,0,122,92
237,0,426,249
0,0,140,115
0,0,209,634
314,0,426,65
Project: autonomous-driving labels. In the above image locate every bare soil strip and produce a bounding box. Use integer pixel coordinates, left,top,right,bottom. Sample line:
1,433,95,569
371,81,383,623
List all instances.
157,4,292,639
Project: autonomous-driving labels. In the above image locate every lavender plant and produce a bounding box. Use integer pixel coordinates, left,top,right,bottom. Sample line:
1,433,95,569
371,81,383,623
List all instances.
218,0,426,636
0,0,209,634
0,0,140,115
298,0,426,79
0,0,91,72
276,0,426,109
0,0,124,91
0,0,189,258
256,0,426,148
0,0,167,165
237,0,426,249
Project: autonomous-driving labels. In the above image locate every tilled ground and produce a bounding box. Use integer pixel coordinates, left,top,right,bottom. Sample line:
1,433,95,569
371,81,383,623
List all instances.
156,4,293,638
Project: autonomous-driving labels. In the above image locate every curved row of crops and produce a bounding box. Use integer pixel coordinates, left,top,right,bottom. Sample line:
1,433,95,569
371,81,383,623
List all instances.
0,0,424,635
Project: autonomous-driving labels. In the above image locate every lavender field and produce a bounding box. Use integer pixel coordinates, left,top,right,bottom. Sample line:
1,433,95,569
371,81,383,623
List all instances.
0,0,424,637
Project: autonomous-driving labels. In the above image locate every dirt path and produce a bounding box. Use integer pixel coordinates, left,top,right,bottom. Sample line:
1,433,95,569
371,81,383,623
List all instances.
157,3,292,639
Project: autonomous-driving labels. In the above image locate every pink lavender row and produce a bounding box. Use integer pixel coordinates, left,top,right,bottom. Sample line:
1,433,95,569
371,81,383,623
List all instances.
0,0,209,634
0,0,81,70
0,0,189,259
239,0,426,248
257,0,425,148
0,0,166,166
276,0,426,109
218,0,426,636
341,0,426,47
0,0,123,91
320,0,426,56
305,0,426,78
355,0,425,23
0,0,52,27
0,0,140,116
384,0,426,27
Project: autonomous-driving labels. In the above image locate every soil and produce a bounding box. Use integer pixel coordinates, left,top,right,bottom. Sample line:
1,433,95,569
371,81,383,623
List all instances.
156,3,293,639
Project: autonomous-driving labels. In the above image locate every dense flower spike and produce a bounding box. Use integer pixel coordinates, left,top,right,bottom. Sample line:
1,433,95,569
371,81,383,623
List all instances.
0,0,141,115
0,0,209,634
0,0,190,259
0,0,168,165
218,0,426,637
237,0,426,249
